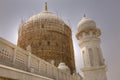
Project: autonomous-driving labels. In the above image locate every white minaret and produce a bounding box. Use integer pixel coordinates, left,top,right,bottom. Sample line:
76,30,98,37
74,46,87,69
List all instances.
76,15,107,80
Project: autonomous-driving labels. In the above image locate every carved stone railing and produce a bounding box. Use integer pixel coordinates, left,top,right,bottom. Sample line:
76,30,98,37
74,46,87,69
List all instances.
0,37,81,80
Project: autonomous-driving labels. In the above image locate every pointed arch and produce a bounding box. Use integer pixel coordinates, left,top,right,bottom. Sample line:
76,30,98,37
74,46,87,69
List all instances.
82,50,86,66
88,48,94,66
96,47,104,66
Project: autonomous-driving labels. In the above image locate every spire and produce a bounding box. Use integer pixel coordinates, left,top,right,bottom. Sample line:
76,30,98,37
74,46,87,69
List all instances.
44,2,48,11
82,14,87,19
83,14,86,17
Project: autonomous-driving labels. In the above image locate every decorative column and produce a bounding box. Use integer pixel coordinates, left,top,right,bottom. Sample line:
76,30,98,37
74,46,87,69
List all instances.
26,45,31,69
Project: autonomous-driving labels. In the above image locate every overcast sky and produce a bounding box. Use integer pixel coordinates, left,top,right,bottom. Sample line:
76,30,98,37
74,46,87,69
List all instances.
0,0,120,80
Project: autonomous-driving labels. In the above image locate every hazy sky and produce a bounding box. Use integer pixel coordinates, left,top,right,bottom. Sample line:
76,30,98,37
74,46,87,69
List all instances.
0,0,120,80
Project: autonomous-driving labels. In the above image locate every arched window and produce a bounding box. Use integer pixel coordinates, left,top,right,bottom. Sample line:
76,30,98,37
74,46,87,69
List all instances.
82,51,86,66
39,42,41,46
56,42,58,47
88,48,94,66
41,24,44,28
96,48,103,66
47,41,50,46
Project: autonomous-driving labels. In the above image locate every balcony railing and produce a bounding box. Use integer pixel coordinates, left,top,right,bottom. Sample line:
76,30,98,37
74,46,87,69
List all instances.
0,37,80,80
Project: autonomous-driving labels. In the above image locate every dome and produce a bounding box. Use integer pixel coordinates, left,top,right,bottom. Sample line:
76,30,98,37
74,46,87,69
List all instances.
77,15,96,32
20,2,67,33
26,11,65,25
17,2,76,74
58,62,70,73
25,2,65,26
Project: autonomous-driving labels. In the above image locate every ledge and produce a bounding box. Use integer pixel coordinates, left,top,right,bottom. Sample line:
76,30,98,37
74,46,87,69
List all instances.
0,64,54,80
81,65,107,72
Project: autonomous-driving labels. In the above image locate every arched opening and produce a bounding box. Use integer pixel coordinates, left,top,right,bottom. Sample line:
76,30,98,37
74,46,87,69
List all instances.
96,48,104,66
88,48,94,66
41,24,44,28
47,41,50,46
82,50,86,66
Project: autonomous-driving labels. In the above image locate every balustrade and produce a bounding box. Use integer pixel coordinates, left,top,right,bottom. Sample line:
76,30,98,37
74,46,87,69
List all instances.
0,37,79,80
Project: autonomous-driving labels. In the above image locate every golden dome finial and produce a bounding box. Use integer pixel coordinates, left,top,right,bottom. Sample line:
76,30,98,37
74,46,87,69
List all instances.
44,2,48,11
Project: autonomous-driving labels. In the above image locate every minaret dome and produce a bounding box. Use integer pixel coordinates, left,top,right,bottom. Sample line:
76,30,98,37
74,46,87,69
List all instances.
76,16,101,40
78,16,96,30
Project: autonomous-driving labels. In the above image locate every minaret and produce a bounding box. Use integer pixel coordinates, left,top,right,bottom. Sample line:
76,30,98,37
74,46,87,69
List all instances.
76,16,107,80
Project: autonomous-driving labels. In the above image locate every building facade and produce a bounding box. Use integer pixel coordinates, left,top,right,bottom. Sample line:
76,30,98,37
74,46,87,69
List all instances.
0,3,107,80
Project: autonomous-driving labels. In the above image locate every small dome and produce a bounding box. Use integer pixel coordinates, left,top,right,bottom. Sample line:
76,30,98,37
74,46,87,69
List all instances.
58,62,70,73
77,16,96,32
